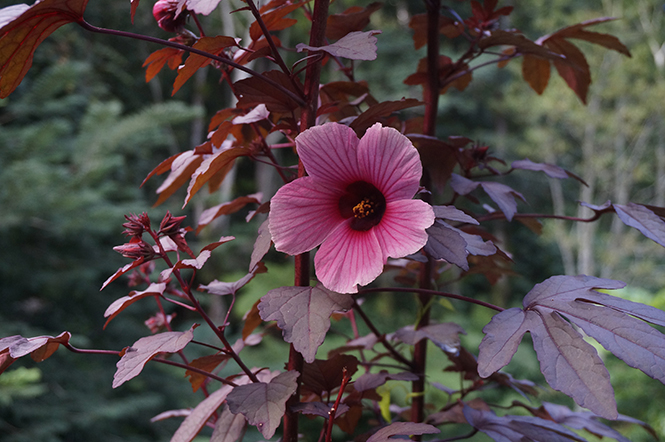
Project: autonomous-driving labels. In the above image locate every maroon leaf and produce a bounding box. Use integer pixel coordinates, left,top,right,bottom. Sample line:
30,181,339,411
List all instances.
541,402,639,442
113,325,197,388
480,182,526,221
353,371,419,392
235,70,302,113
226,370,299,439
258,285,354,362
0,0,89,98
546,18,631,57
614,202,665,248
395,322,466,353
433,205,479,225
326,2,383,41
521,54,551,94
197,193,262,234
199,262,264,297
301,354,358,396
479,275,665,419
104,282,167,329
463,406,587,442
184,354,230,393
172,36,237,95
512,158,587,185
297,30,381,61
292,401,350,418
211,403,247,442
1,332,71,365
177,0,223,16
249,218,272,271
366,422,439,442
170,384,235,442
184,147,249,207
424,221,469,269
349,98,423,135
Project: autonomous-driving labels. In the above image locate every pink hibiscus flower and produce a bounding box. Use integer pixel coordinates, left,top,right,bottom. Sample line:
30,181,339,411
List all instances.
269,122,435,294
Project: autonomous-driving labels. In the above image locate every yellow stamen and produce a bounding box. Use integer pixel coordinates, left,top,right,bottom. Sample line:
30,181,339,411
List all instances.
353,198,374,218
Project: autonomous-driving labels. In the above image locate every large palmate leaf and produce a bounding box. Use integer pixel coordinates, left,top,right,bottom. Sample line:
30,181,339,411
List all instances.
0,0,89,98
464,406,588,442
258,284,354,363
478,275,665,419
113,325,197,388
226,370,299,439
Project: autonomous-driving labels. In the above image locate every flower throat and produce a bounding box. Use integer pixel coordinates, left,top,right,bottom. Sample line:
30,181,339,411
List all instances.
338,181,386,231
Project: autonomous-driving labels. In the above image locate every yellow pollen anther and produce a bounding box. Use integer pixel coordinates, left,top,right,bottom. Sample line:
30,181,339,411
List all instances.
353,198,374,218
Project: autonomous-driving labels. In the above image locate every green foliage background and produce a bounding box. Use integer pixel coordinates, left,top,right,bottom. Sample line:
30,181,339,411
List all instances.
1,0,664,441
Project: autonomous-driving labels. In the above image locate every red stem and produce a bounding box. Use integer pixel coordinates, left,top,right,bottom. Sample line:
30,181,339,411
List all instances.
358,287,504,312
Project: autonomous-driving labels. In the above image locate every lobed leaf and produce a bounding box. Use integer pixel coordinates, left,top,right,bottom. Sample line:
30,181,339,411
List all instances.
424,221,469,269
172,36,237,95
113,325,197,388
259,284,354,363
0,0,89,98
614,202,665,248
296,30,381,61
104,282,167,329
366,422,439,442
226,370,299,439
170,384,235,442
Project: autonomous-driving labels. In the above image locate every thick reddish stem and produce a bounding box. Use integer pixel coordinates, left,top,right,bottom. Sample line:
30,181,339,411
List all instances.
411,0,441,437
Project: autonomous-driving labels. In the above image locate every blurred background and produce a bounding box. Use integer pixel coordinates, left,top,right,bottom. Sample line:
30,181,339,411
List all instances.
1,0,664,440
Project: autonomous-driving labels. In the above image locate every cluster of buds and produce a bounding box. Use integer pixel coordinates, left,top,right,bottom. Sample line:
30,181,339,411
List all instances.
158,211,187,237
122,212,151,238
153,0,188,33
145,312,176,333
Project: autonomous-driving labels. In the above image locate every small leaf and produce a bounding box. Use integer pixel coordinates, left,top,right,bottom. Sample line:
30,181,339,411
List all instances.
614,202,665,248
353,371,419,392
232,104,269,125
101,257,146,290
113,325,197,388
544,37,591,104
259,284,354,362
301,354,358,395
197,193,262,234
425,221,469,269
511,158,587,185
235,70,302,113
171,384,235,442
176,0,223,16
143,47,183,83
185,354,229,392
432,205,479,225
130,0,140,23
211,403,246,442
394,322,466,353
184,147,249,207
226,370,299,439
480,182,526,221
366,422,439,442
326,2,383,40
541,402,635,442
349,98,423,136
248,1,304,42
296,30,382,61
104,282,167,329
2,331,71,363
172,36,237,95
155,151,204,206
249,218,272,271
0,0,89,98
199,262,264,297
292,401,350,418
521,55,550,94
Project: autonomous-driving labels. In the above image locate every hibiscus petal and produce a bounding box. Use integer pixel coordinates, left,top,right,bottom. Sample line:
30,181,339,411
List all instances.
270,177,343,255
374,199,435,260
357,123,422,201
315,223,384,294
296,123,363,187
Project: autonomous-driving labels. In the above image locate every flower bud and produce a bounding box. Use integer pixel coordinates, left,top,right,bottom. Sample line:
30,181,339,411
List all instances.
158,211,187,237
122,212,151,238
153,0,188,33
113,239,156,261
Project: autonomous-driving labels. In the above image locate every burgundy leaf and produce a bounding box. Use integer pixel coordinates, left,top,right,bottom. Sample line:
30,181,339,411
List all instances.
258,285,354,362
525,275,665,383
175,0,222,16
301,354,358,396
226,370,299,439
395,322,466,353
211,403,247,442
150,408,191,422
113,325,197,388
457,228,497,256
449,173,480,195
296,30,381,61
353,371,419,392
101,257,146,290
249,218,272,271
2,331,71,363
366,422,439,442
199,263,264,297
478,308,536,377
530,310,616,419
432,205,479,225
196,193,262,234
542,402,632,442
463,406,587,442
171,384,235,442
104,282,167,329
614,202,665,248
232,104,269,125
511,158,586,185
480,182,526,221
424,221,469,269
291,401,350,418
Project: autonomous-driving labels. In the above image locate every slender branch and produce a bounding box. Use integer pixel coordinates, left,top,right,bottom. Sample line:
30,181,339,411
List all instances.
475,210,605,224
325,368,351,442
352,300,415,369
245,0,304,97
153,357,237,387
359,287,505,312
76,19,306,108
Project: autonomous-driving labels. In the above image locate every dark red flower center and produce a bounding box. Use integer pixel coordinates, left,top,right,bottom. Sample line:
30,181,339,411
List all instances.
338,181,386,231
